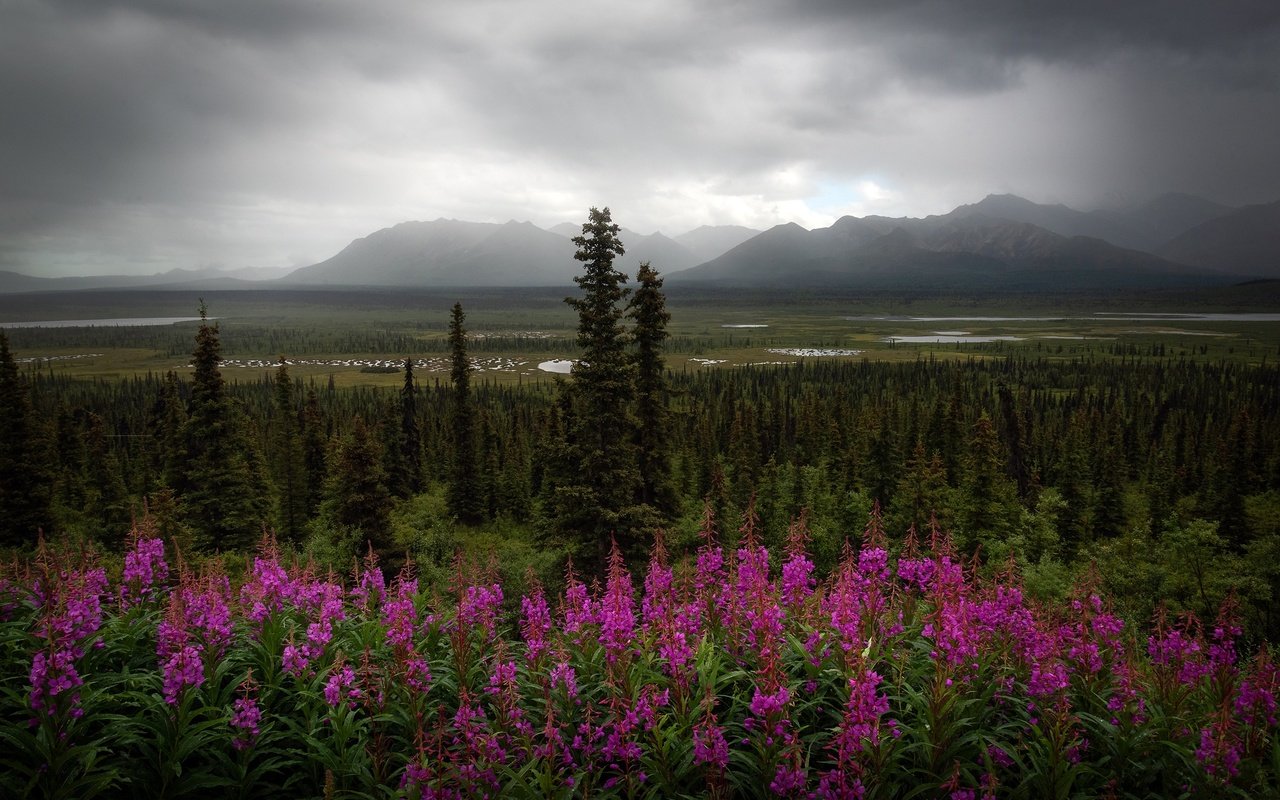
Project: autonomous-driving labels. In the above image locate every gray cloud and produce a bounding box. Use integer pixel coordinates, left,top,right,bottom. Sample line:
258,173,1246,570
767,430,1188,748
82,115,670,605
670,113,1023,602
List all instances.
2,0,1277,275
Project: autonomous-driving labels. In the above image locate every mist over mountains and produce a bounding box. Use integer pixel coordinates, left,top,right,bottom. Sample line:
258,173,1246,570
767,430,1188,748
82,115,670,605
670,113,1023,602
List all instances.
2,193,1275,294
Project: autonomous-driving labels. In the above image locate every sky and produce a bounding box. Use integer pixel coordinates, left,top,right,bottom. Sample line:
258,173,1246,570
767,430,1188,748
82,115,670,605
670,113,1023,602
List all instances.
3,0,1278,277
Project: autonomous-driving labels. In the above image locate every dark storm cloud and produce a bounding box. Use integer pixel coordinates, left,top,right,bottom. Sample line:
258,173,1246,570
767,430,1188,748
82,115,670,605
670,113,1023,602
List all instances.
790,0,1280,75
1,0,1277,276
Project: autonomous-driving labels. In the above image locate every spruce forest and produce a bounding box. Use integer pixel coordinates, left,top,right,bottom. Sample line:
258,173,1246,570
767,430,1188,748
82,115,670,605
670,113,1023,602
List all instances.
3,208,1280,798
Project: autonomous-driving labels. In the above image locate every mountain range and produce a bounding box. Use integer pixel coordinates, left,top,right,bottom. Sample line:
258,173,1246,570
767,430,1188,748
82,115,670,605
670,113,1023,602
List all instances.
1,193,1275,293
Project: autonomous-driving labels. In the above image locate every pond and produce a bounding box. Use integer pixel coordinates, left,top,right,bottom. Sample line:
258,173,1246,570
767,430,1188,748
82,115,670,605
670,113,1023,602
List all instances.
883,333,1024,344
537,359,575,374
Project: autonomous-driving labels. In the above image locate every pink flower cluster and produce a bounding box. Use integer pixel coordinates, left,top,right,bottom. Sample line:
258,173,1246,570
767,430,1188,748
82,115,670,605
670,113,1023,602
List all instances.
29,559,108,717
120,536,168,608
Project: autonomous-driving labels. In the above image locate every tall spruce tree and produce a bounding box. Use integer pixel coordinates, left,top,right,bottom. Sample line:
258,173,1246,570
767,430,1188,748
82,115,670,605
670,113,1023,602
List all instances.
149,370,188,492
446,302,484,523
319,416,393,560
0,331,53,547
628,261,679,520
549,207,645,570
397,358,424,496
301,387,328,517
179,302,269,552
270,360,308,543
82,411,131,541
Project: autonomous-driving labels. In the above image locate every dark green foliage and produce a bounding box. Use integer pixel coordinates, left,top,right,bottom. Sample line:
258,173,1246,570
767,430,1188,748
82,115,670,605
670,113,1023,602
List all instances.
547,208,648,569
447,302,484,524
387,357,423,498
269,361,307,544
629,261,679,521
318,416,393,560
300,388,327,517
956,412,1020,555
177,304,269,552
147,371,187,493
0,331,53,547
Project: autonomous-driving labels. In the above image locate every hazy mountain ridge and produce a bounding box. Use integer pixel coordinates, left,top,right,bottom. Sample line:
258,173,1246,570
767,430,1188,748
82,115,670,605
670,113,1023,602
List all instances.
668,198,1246,290
1,193,1273,293
1157,200,1280,276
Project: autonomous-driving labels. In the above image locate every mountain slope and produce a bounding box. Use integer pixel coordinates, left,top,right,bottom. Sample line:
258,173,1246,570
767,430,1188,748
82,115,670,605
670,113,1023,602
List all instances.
943,192,1235,251
673,225,761,262
1157,200,1280,277
285,219,580,286
669,213,1224,289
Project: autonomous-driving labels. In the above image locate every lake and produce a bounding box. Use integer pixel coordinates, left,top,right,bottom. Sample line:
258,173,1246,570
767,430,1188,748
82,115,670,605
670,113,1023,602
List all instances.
0,317,206,328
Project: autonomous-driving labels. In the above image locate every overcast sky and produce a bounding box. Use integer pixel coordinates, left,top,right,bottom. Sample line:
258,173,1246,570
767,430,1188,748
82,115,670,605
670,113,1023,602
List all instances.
3,0,1279,277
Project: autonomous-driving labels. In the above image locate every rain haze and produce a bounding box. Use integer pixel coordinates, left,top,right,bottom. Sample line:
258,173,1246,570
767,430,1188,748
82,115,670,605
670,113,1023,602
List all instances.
3,0,1278,277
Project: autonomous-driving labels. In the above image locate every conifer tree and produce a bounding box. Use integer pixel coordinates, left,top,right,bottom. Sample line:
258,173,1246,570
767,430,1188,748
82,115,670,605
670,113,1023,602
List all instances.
82,410,131,540
301,387,328,516
548,207,645,570
53,405,88,515
957,412,1019,555
0,331,53,547
628,261,679,520
888,439,951,534
319,416,393,559
179,302,269,552
270,360,308,543
447,302,484,523
397,357,424,496
149,370,187,492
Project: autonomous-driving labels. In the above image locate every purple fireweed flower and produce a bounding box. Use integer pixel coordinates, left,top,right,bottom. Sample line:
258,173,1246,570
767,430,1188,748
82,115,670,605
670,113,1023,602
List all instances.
401,656,432,694
988,744,1014,768
487,659,518,696
842,670,891,750
1196,714,1242,781
656,602,702,678
351,551,386,612
769,762,807,796
561,576,595,635
642,540,675,626
825,568,863,653
1148,622,1209,686
599,546,635,665
383,577,419,652
550,660,578,699
780,551,815,610
816,773,866,800
857,547,891,585
1237,649,1279,727
520,587,552,663
120,537,168,608
29,647,83,715
239,553,291,623
694,542,726,621
896,555,935,593
693,716,730,770
230,692,262,751
162,644,204,705
282,641,309,677
750,685,790,718
29,562,108,718
324,663,358,708
459,583,504,641
185,578,234,659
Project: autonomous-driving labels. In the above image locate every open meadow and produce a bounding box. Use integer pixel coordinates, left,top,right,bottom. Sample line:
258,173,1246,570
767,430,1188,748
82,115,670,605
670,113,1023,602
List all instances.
3,284,1280,389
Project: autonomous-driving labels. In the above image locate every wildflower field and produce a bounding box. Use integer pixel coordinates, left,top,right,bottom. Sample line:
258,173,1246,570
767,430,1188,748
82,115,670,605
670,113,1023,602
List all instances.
4,514,1278,799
